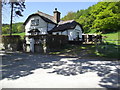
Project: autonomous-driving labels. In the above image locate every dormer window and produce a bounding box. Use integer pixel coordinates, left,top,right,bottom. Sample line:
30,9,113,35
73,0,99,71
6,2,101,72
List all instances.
31,19,39,26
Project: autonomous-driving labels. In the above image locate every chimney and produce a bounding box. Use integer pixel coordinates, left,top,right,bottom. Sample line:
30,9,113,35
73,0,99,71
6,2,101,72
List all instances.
53,8,61,23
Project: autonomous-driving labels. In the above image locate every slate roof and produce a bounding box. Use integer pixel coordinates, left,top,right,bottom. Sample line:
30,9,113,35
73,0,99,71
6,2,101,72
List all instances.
48,20,83,33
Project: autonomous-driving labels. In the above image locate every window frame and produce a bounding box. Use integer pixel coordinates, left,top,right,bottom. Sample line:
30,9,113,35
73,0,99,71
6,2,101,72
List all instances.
31,19,39,26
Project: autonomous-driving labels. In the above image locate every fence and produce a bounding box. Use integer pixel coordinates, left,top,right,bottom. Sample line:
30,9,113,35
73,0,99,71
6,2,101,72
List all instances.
82,34,102,44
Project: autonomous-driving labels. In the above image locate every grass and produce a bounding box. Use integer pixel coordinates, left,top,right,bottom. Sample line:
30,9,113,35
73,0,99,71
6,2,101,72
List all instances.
3,32,25,39
3,31,119,44
49,31,120,59
102,32,119,40
2,31,119,59
49,44,120,59
87,31,120,45
102,31,120,45
12,32,25,36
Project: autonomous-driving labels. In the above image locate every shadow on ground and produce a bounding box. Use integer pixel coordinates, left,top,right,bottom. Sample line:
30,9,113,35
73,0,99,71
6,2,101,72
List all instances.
1,52,120,88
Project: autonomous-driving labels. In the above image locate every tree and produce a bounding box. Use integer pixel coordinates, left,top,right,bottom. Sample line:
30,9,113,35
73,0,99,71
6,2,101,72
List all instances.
62,11,76,21
2,22,24,34
0,0,2,35
3,0,25,35
62,1,120,33
2,25,9,34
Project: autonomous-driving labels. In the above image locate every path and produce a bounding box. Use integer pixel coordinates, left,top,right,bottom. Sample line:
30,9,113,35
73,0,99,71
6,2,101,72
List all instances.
0,52,120,88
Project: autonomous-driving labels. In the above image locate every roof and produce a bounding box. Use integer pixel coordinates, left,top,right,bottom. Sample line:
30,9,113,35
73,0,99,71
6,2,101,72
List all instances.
23,11,56,25
23,10,84,33
37,11,55,23
48,20,84,33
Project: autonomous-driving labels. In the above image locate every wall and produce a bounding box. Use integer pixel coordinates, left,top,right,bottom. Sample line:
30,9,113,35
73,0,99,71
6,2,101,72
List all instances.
52,25,82,41
25,15,56,44
25,35,68,53
0,35,22,51
25,15,48,35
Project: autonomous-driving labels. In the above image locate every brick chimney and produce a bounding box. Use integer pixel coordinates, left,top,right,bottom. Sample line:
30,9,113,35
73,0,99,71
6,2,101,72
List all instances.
53,8,61,23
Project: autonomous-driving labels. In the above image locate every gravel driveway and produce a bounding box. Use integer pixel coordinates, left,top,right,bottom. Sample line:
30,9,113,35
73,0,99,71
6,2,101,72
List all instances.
0,52,120,88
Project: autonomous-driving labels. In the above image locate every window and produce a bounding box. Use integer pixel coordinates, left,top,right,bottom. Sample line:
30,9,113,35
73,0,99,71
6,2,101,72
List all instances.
31,20,35,26
31,19,39,26
36,19,39,25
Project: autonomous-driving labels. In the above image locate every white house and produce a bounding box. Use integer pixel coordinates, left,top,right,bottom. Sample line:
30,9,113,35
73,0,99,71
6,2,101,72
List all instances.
23,8,83,42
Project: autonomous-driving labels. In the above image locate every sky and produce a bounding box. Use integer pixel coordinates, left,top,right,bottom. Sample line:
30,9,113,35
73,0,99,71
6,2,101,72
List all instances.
2,2,98,24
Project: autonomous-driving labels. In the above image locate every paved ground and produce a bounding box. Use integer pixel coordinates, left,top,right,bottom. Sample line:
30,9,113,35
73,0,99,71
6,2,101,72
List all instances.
0,52,120,88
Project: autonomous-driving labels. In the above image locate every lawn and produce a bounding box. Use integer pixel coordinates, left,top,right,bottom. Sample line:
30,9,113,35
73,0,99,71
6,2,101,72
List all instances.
87,31,119,45
49,44,120,60
12,32,25,36
3,32,25,39
49,31,120,59
102,31,120,45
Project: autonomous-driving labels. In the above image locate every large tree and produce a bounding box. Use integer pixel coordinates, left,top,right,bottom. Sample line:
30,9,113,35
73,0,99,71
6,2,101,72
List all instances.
0,0,2,35
3,0,25,35
62,2,120,33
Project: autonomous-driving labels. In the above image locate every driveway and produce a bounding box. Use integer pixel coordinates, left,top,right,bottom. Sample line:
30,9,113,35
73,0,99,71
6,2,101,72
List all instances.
0,52,120,88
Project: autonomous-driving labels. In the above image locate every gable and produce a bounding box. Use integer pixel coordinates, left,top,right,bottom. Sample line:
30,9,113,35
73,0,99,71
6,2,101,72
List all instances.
25,15,47,29
75,25,82,31
23,14,56,26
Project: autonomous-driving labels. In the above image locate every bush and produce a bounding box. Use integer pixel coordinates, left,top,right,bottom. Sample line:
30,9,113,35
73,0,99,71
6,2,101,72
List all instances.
1,35,23,51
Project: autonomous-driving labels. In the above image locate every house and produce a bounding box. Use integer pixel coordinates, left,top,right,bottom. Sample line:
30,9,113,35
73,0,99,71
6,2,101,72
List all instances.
23,8,83,41
23,8,83,53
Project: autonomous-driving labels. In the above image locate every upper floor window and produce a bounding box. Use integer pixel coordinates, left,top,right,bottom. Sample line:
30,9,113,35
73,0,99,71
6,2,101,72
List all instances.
31,19,39,26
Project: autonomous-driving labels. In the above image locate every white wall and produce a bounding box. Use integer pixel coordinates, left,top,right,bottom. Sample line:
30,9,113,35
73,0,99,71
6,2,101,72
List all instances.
25,15,48,35
75,25,82,38
52,25,82,41
25,15,47,45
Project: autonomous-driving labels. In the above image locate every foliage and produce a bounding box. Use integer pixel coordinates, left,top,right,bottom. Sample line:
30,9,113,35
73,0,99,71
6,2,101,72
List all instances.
2,22,24,34
61,11,76,20
3,0,26,17
3,0,25,35
62,2,120,33
1,35,23,51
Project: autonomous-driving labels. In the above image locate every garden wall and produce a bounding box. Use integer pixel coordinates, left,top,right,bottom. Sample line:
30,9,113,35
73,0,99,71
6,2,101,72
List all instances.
0,35,23,51
25,35,68,53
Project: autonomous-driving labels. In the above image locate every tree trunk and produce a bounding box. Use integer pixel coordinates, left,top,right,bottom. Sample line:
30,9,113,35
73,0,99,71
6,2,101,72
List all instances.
0,0,2,35
10,3,13,35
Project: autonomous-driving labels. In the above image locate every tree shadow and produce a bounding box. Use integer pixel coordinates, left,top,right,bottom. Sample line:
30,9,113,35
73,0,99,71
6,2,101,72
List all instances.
1,52,71,80
1,52,120,88
48,59,120,88
96,41,120,59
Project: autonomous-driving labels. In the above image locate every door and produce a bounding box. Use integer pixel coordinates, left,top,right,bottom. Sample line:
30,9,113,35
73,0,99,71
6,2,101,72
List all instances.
30,38,35,53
